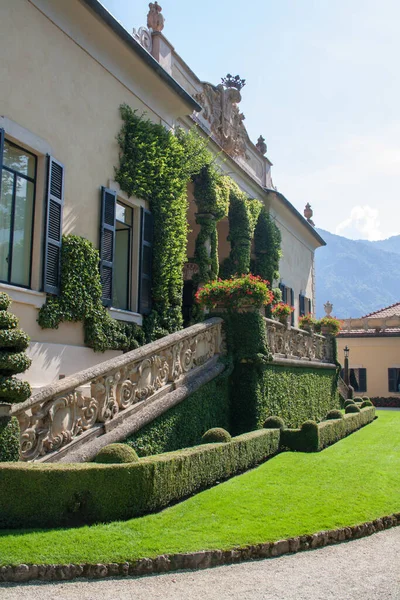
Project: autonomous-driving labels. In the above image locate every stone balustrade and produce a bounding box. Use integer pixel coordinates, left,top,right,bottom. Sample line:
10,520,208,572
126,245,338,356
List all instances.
10,318,224,462
264,318,334,364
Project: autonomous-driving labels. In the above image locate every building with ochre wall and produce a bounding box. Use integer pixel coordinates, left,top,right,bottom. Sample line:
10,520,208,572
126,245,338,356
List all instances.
338,303,400,400
0,0,325,390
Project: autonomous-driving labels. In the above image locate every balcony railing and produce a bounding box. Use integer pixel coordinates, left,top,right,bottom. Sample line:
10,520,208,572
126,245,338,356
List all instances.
10,318,224,462
264,318,334,364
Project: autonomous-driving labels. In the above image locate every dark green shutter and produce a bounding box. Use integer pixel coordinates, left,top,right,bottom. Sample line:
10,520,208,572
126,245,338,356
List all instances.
43,156,64,295
388,368,396,393
139,207,153,315
359,368,367,393
290,288,295,326
299,294,305,316
307,298,312,314
0,129,4,201
99,187,116,307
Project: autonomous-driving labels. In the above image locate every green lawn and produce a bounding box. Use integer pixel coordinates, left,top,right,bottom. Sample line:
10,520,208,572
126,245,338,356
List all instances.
0,410,399,566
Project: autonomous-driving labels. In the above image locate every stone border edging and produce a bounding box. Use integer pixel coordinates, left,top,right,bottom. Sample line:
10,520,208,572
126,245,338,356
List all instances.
1,513,399,584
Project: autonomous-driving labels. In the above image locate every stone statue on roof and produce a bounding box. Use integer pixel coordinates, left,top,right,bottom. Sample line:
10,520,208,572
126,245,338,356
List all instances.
147,2,164,32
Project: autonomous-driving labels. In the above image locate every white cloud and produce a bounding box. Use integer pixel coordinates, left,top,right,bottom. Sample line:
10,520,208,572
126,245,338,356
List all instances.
335,205,382,241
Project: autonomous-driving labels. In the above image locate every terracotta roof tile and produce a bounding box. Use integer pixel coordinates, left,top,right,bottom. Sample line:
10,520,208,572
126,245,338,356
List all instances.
361,302,400,319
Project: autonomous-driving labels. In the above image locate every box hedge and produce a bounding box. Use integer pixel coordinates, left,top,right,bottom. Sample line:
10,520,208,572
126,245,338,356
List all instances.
281,406,376,452
0,428,279,529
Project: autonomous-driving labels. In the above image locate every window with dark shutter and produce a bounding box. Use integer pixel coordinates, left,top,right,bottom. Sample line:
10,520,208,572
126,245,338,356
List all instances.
358,368,367,393
99,187,116,306
139,207,153,315
388,368,400,393
307,298,312,314
43,156,64,294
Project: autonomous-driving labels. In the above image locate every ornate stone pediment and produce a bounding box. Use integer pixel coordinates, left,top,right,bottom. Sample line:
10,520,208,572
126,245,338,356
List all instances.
194,75,249,159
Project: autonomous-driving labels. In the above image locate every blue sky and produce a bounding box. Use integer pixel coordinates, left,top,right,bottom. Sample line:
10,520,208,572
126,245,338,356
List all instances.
102,0,400,241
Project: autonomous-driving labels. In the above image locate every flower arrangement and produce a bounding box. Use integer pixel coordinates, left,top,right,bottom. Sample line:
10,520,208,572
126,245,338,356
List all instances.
315,316,342,336
195,274,273,311
271,302,294,318
298,313,317,331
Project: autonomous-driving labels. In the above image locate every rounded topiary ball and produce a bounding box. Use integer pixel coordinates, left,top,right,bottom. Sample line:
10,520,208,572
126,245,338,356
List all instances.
201,428,231,444
325,409,343,420
344,399,355,408
0,293,11,312
93,443,139,464
345,404,361,414
263,416,285,429
361,400,373,408
353,396,363,403
301,420,319,433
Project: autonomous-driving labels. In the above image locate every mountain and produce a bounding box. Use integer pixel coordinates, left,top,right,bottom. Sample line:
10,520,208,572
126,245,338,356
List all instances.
358,235,400,256
314,229,400,318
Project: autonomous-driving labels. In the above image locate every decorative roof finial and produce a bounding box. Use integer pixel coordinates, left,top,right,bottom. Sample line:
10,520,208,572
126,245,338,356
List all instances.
256,135,267,155
304,202,315,227
221,74,246,91
324,301,333,318
147,2,164,32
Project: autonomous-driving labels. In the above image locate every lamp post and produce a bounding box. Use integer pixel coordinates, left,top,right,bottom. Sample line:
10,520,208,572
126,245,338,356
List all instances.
344,345,350,386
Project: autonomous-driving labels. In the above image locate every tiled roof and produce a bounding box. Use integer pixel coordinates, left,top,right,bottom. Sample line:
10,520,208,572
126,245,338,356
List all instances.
339,327,400,337
361,302,400,319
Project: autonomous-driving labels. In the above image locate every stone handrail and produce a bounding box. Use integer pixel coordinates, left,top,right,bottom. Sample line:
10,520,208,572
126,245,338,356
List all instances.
10,318,224,461
264,318,334,364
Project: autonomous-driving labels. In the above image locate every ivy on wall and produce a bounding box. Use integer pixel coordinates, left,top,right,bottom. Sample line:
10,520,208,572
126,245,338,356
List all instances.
38,235,145,352
220,183,262,278
125,368,231,456
253,208,282,286
192,164,230,283
115,105,210,340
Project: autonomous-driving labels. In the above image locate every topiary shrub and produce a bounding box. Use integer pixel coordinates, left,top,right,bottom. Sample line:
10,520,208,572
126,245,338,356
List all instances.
263,416,285,429
301,420,319,449
345,404,361,414
353,397,363,403
0,417,20,462
0,293,31,404
361,400,373,408
201,427,231,444
325,409,343,420
93,443,139,464
362,396,370,402
344,399,355,408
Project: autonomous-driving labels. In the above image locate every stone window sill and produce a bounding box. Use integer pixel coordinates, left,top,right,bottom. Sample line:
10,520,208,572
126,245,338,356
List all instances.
0,283,45,309
109,307,142,326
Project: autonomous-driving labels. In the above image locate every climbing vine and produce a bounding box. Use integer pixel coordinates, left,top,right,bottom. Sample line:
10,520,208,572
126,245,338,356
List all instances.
38,235,145,352
253,207,282,286
220,182,262,278
115,105,210,340
192,164,230,282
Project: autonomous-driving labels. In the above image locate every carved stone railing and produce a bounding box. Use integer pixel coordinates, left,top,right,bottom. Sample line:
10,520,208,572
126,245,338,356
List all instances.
264,318,334,364
10,318,224,462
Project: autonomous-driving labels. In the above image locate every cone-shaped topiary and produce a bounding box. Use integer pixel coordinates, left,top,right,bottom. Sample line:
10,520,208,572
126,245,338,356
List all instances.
263,416,285,429
201,427,231,444
345,404,361,414
0,293,31,404
325,409,344,420
93,443,139,464
0,416,20,461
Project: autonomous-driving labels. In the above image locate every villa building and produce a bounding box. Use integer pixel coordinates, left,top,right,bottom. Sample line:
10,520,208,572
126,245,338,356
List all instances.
0,0,325,390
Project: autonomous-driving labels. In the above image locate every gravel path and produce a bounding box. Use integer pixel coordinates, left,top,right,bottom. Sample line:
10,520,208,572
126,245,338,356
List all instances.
1,527,400,600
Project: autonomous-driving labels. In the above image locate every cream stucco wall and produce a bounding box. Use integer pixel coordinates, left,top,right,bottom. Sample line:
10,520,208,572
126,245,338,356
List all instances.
337,336,400,398
0,0,193,387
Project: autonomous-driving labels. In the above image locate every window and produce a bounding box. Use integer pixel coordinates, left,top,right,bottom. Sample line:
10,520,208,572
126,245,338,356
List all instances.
388,368,400,393
279,283,294,325
0,135,36,287
113,201,133,311
299,294,312,317
349,368,367,393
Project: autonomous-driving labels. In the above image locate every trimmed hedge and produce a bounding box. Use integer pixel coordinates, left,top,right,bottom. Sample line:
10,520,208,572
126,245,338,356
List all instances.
0,428,280,529
224,312,339,433
126,369,231,456
281,406,376,452
371,397,400,408
0,417,20,462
